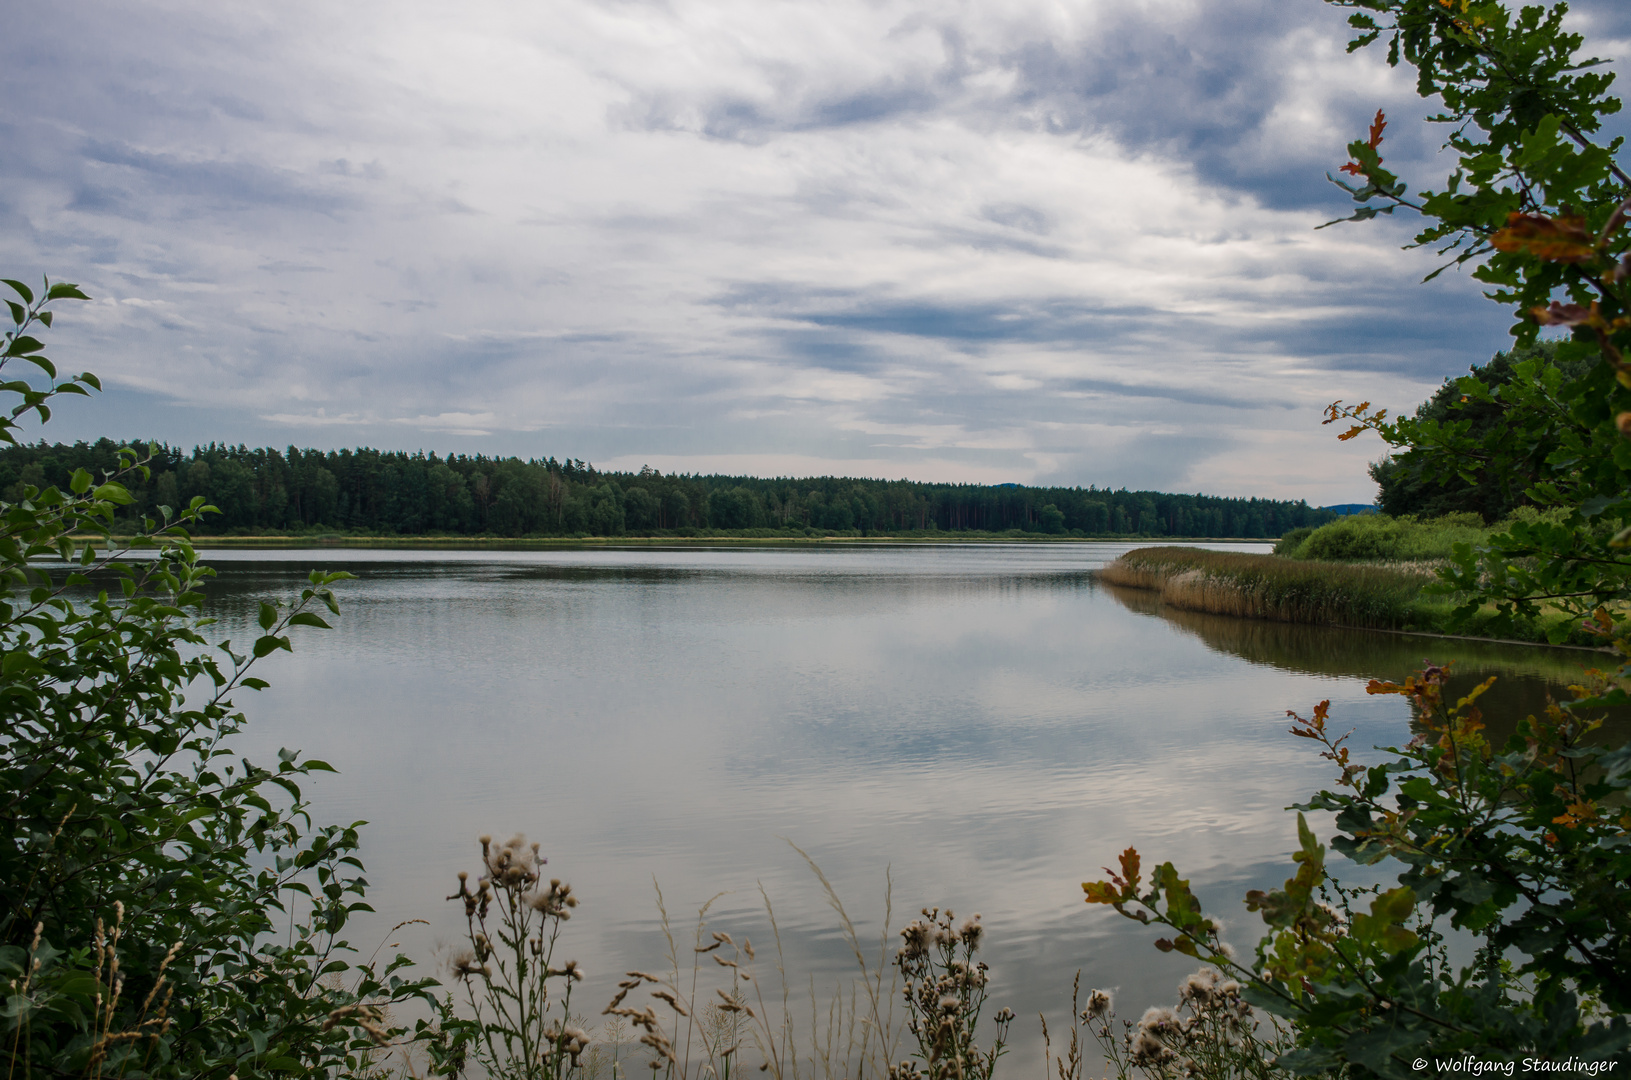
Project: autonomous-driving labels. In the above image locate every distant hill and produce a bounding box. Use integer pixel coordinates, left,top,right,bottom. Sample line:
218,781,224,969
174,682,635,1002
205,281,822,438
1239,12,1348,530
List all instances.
0,438,1339,539
1320,504,1379,516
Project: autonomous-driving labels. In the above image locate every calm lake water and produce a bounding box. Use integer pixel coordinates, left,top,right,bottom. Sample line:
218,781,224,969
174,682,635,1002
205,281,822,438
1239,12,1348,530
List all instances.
198,543,1604,1066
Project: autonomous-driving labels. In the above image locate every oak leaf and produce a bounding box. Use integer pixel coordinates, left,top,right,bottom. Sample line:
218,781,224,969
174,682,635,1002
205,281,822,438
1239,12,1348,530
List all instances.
1531,301,1599,327
1491,212,1597,263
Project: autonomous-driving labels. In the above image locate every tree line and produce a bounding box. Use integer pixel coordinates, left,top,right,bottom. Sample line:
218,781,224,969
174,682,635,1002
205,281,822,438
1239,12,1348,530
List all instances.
0,438,1336,538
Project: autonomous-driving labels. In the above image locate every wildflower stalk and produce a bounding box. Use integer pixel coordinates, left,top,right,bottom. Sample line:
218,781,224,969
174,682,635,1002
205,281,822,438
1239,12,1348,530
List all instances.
442,834,587,1080
888,908,1012,1080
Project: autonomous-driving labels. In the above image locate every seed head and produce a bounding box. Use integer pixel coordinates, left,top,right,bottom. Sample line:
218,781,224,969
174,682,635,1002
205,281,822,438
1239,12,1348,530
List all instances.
898,919,933,960
1178,968,1220,1007
1129,1029,1174,1068
1138,1006,1179,1036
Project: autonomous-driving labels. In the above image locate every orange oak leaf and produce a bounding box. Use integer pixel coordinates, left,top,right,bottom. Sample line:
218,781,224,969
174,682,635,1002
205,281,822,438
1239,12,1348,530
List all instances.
1366,109,1386,150
1339,110,1386,175
1531,301,1600,327
1118,846,1141,891
1491,212,1598,263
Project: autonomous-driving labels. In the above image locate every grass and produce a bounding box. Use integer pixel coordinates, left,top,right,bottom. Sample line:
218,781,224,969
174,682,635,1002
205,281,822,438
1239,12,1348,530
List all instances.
1259,510,1618,646
1098,547,1435,630
1099,545,1603,646
438,837,1288,1080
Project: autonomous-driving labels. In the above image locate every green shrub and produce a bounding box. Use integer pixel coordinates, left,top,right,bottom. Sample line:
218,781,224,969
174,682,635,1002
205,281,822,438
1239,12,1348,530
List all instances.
1271,527,1313,556
1085,668,1631,1072
1278,513,1488,562
1089,0,1631,1072
0,279,433,1078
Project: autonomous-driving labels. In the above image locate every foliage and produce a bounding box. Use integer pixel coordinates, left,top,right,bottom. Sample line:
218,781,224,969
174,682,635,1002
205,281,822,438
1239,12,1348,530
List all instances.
1083,665,1631,1077
1,278,434,1077
1320,0,1631,642
887,909,1011,1080
1087,2,1631,1077
1366,343,1595,520
1273,512,1490,562
1328,349,1631,641
1271,528,1317,557
0,440,1336,541
435,834,589,1080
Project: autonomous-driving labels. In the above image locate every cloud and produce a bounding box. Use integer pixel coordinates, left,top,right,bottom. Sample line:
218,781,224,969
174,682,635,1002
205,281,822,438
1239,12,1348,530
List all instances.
392,411,504,436
2,0,1621,504
260,410,370,428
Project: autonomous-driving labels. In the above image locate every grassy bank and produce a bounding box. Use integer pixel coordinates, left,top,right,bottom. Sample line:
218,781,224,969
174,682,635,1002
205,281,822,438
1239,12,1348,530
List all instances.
1099,546,1432,629
1098,546,1599,646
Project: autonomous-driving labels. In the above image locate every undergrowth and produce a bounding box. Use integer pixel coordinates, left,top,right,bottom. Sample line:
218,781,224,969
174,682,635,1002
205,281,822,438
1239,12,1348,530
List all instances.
1097,547,1596,644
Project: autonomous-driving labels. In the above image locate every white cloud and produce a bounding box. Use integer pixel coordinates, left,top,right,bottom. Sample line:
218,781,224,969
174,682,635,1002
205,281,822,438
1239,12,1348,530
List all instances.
4,0,1599,502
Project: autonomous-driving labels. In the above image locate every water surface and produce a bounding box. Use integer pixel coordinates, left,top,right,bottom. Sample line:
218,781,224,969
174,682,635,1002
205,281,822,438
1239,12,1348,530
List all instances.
198,543,1603,1064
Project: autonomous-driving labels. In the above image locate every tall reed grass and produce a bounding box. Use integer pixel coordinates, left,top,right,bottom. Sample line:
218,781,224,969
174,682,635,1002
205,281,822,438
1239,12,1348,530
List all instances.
1097,548,1434,630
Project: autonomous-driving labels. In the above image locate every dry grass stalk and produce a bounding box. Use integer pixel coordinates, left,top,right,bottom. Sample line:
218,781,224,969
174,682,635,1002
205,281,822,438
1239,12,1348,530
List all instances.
611,845,903,1080
1098,548,1429,630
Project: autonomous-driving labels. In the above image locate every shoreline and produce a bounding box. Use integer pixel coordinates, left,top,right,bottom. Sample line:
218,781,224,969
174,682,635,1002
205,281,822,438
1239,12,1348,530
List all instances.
1101,572,1609,655
151,534,1280,549
1096,546,1609,653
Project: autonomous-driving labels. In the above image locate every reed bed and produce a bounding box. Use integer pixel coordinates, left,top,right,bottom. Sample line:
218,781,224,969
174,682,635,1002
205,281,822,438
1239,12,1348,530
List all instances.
1097,547,1434,630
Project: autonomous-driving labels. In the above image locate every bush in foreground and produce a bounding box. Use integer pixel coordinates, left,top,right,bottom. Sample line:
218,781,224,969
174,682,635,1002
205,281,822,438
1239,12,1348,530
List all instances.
0,280,433,1077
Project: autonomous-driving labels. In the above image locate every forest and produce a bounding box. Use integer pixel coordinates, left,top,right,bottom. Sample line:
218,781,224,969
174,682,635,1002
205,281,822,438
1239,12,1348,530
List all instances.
0,438,1336,539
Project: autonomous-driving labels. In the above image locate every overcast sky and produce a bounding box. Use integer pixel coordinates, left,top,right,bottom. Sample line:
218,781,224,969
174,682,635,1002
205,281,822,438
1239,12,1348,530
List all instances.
4,0,1628,502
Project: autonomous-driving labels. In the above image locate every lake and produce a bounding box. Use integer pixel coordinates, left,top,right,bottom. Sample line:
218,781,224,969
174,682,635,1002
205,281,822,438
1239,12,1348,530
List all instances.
198,542,1604,1070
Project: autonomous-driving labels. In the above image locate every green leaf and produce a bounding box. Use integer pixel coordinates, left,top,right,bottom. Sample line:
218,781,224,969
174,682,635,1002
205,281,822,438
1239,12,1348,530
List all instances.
2,279,35,304
253,634,292,657
1343,1025,1422,1079
91,483,133,505
1351,886,1419,954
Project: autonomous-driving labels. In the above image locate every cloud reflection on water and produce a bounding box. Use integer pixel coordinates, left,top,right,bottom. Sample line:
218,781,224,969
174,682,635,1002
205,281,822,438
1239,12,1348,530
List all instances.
195,543,1585,1070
